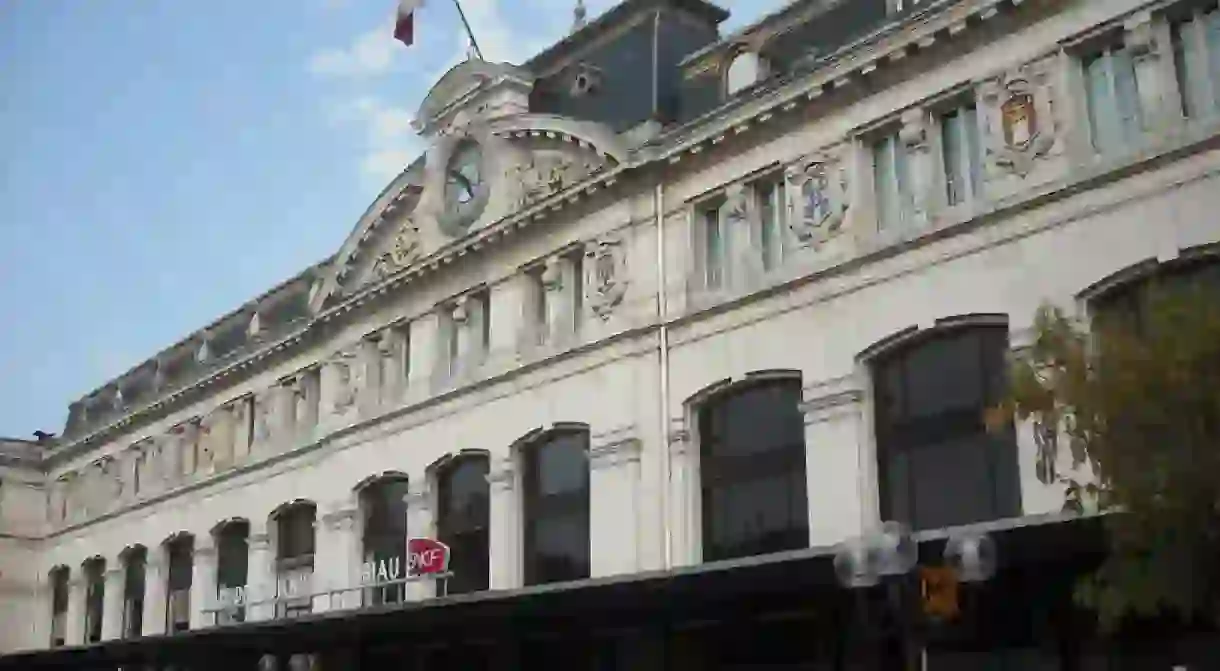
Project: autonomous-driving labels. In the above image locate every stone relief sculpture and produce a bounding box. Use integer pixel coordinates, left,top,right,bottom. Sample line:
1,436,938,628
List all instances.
511,151,604,208
585,235,629,320
372,219,423,279
981,63,1058,178
785,149,849,247
328,351,358,413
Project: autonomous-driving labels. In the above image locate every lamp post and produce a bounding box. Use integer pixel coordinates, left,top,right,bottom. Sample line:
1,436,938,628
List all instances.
834,522,998,671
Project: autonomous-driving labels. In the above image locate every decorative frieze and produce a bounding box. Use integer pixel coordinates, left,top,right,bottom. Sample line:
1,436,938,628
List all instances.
799,374,864,425
588,425,641,470
486,456,516,492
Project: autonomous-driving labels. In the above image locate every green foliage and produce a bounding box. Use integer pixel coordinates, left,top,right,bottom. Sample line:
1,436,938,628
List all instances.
990,279,1220,631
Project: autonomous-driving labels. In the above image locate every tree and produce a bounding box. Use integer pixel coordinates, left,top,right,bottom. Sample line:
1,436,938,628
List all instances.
988,277,1220,629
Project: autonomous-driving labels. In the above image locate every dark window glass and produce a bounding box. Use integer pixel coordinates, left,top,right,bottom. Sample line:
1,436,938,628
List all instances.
700,378,809,562
83,559,105,643
165,536,193,633
275,504,316,619
874,325,1021,531
277,504,316,564
122,548,146,638
50,568,69,647
361,479,410,605
1092,256,1220,335
437,454,490,596
215,522,249,623
523,428,590,586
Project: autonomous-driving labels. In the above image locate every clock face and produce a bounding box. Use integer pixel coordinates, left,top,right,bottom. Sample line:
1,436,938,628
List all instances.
443,141,486,221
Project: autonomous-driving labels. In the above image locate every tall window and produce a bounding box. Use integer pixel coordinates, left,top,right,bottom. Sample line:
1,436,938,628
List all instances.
699,378,809,562
360,477,410,605
1170,8,1220,120
82,557,105,644
699,197,728,290
165,535,194,633
939,102,983,207
753,175,786,272
873,131,914,233
49,566,69,647
1083,41,1142,156
215,520,249,624
522,427,591,586
274,502,315,619
1091,255,1220,334
436,453,490,596
121,547,146,638
873,324,1021,531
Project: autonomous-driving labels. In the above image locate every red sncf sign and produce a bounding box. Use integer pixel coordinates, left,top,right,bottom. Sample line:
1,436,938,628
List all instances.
406,537,450,576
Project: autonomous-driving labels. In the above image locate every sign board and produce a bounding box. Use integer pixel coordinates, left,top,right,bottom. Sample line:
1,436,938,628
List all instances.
407,537,450,576
215,571,312,610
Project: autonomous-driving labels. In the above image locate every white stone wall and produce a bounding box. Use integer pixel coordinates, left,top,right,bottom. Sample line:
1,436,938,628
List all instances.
7,0,1220,654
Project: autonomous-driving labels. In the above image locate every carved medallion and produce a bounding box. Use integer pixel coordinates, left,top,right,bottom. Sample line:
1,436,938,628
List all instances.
1001,92,1037,150
584,235,628,320
785,152,848,247
513,152,602,208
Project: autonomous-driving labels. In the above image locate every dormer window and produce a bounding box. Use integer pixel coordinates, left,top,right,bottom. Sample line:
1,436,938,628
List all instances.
725,50,766,97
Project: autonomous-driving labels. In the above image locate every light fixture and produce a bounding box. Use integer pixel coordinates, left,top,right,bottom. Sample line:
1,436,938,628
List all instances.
943,530,997,583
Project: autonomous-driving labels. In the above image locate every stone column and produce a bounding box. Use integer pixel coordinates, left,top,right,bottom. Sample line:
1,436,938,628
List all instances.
667,418,700,567
588,426,643,578
799,375,869,547
189,539,217,630
140,550,167,636
486,455,521,590
403,482,435,601
358,337,384,415
453,298,475,377
64,572,86,645
317,503,361,612
899,108,934,230
100,560,125,640
245,527,274,622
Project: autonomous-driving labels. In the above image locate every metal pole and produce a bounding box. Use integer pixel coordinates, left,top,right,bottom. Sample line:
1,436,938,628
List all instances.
449,0,484,60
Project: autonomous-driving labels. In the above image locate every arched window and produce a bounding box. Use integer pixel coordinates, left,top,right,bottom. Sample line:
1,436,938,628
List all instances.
725,51,765,96
121,546,146,638
214,520,249,624
274,501,316,619
49,566,69,647
1091,252,1220,333
435,452,490,596
359,477,410,605
699,377,808,562
522,427,590,586
164,534,194,633
872,323,1020,531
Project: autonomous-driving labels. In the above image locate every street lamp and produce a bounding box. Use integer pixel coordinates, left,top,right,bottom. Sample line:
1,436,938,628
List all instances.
834,522,997,670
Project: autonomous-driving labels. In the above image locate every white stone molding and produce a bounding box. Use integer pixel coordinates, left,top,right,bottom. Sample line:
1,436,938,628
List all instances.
588,425,642,471
486,455,516,492
799,375,865,425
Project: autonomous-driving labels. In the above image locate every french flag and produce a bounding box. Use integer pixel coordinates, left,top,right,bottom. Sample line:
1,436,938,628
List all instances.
394,0,424,47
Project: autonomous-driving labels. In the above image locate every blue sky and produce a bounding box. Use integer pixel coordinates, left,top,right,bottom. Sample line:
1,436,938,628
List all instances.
0,0,783,439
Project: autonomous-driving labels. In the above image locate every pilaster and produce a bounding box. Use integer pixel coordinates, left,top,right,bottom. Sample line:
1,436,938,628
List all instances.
667,417,699,567
899,108,933,231
317,503,361,612
403,483,436,600
588,425,643,577
140,550,166,636
100,563,125,640
486,456,521,590
189,540,217,630
245,528,274,622
800,374,868,546
65,573,85,645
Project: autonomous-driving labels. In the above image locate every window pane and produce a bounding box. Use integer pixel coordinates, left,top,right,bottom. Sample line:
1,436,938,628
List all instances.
1085,52,1116,153
700,379,808,562
705,206,724,288
525,430,590,585
438,456,490,595
530,512,590,583
874,136,897,231
1113,48,1142,144
942,109,965,206
535,433,588,496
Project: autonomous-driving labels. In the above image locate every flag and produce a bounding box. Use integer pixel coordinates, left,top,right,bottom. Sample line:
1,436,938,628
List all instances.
394,0,424,47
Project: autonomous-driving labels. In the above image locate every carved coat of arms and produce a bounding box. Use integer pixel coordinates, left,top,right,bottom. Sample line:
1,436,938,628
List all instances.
373,220,422,279
986,67,1056,178
785,152,848,247
585,235,628,320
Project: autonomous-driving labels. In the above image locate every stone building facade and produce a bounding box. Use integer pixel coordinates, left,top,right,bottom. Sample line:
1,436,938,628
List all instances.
3,0,1220,659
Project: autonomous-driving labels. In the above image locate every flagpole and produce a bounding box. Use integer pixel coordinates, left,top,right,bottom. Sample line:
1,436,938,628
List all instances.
449,0,484,60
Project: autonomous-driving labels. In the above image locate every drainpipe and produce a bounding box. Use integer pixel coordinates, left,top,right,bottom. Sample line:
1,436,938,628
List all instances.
655,180,672,571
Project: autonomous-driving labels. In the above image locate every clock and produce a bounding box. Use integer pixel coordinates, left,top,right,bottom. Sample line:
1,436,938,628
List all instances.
438,140,489,234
